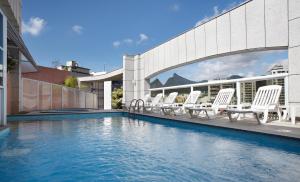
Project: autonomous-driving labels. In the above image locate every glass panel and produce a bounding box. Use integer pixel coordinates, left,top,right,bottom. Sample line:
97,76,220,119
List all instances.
52,85,62,109
0,50,2,85
39,82,51,110
0,12,3,48
23,79,38,111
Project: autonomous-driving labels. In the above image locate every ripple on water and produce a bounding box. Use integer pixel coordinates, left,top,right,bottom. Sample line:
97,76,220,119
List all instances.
1,148,31,157
18,134,37,140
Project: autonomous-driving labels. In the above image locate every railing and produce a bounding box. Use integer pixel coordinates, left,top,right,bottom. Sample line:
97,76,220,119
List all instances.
129,99,145,113
149,73,289,107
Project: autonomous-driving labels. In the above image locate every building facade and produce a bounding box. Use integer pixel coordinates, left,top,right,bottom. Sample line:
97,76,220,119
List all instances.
1,0,37,122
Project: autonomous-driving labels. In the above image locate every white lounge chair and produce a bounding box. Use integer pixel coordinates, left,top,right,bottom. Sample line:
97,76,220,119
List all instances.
143,94,151,106
158,92,178,114
161,91,201,115
144,93,163,112
188,88,235,119
227,85,282,124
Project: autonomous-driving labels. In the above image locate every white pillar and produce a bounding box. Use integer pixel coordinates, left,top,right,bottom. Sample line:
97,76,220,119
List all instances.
162,89,165,98
288,0,300,117
104,81,112,110
191,86,194,92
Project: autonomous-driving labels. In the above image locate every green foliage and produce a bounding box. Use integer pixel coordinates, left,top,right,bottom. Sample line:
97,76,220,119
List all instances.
64,76,78,88
175,95,186,103
112,87,123,109
7,57,17,72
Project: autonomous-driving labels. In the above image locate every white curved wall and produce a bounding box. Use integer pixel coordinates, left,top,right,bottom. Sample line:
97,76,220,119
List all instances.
140,0,288,79
123,0,300,111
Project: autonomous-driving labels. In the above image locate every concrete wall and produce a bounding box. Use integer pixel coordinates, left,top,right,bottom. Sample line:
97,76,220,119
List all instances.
141,0,288,79
123,0,300,116
123,55,135,106
288,0,300,115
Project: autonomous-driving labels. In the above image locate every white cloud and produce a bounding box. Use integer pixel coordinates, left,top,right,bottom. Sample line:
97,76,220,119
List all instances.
192,52,263,81
72,25,83,34
195,1,244,27
137,33,149,44
123,38,133,44
22,17,46,36
113,34,149,48
112,41,121,48
170,3,180,12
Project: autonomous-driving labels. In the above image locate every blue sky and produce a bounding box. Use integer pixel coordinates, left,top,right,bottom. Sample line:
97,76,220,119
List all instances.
151,50,288,83
22,0,287,82
22,0,246,72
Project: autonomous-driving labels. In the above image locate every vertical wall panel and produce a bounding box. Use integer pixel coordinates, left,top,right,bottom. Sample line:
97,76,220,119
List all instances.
246,0,265,49
217,13,231,54
195,25,206,59
178,33,187,64
164,40,171,69
205,19,218,56
79,91,85,108
289,0,300,20
171,38,179,66
265,0,288,47
186,29,196,62
153,47,159,74
38,82,51,110
52,84,62,109
230,5,247,51
143,52,149,78
158,44,165,71
148,50,154,76
22,79,38,111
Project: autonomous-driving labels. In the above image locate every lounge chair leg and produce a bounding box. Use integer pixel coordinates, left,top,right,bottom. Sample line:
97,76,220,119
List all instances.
262,110,269,124
254,113,261,124
188,109,195,118
205,110,210,119
277,108,282,122
228,112,238,122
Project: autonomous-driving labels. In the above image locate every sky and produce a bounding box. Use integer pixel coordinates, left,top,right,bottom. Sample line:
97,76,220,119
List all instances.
22,0,287,82
151,50,288,84
22,0,247,72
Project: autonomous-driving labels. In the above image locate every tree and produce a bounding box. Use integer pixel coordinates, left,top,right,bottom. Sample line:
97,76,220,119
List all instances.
64,76,78,88
112,87,123,109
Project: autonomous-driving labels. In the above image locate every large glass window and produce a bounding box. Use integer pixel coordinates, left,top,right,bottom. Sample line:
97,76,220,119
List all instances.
0,12,3,86
0,13,2,48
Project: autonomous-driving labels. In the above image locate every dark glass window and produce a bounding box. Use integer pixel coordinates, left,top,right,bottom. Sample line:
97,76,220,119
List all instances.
0,49,2,65
0,49,2,85
0,13,2,48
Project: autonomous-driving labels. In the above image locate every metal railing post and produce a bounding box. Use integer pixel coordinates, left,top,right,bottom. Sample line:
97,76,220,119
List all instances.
236,81,241,106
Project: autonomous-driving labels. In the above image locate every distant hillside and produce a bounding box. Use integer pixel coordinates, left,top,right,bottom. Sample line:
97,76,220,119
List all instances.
164,73,196,87
150,74,244,88
227,75,243,80
150,79,163,88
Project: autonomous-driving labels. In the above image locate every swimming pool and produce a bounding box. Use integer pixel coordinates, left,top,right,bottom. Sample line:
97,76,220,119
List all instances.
2,112,300,181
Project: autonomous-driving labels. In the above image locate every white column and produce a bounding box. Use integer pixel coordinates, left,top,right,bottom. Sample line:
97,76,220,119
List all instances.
288,0,300,117
104,81,112,110
191,86,194,92
162,89,165,98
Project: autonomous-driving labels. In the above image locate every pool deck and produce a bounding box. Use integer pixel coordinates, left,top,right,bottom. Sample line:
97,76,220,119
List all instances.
8,109,300,140
136,112,300,140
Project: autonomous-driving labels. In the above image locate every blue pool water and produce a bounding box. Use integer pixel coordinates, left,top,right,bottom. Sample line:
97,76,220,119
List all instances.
2,113,300,182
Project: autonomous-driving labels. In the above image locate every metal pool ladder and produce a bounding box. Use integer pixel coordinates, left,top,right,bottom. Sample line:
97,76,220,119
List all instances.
128,99,145,117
